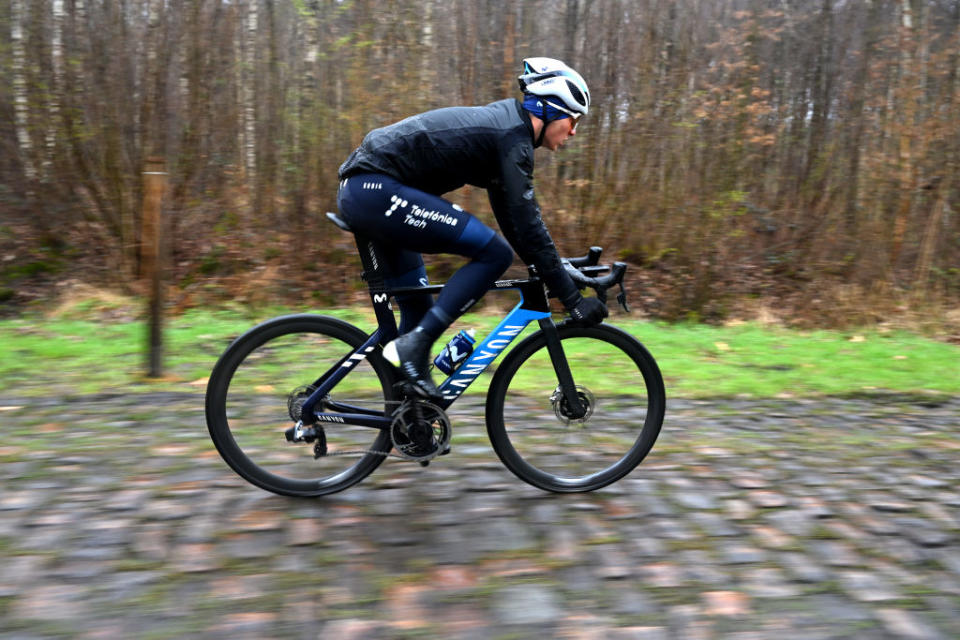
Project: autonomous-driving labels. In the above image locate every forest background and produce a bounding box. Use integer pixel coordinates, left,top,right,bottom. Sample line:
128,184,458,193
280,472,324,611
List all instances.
1,0,958,331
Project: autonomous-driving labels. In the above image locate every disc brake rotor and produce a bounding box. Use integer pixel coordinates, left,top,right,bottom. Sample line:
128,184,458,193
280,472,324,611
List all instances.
551,386,596,425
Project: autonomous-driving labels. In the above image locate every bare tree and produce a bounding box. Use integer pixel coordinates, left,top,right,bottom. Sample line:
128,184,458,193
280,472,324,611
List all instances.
2,0,958,320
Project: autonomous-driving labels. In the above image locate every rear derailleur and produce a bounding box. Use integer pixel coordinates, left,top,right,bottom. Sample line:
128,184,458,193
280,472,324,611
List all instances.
284,385,327,458
285,420,328,459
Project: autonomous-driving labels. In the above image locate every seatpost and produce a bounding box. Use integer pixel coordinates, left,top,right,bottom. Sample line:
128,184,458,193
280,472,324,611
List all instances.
354,236,399,342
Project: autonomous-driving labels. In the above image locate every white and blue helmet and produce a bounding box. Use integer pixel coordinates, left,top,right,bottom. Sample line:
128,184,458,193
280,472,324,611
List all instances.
517,57,590,118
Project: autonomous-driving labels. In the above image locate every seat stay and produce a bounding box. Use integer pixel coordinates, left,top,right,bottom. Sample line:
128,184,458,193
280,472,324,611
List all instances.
298,330,386,422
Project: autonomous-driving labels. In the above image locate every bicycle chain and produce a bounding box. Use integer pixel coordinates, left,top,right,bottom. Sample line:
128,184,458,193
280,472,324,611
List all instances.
321,449,400,459
305,397,440,461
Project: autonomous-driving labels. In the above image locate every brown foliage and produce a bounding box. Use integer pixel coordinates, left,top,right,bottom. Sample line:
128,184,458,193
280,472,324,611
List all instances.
1,0,958,327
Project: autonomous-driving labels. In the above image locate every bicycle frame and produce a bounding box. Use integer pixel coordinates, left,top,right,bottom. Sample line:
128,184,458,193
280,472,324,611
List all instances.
437,300,549,403
293,225,592,427
297,275,558,429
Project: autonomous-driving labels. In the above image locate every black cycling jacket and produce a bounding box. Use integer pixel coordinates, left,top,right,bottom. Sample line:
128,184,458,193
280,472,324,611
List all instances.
338,98,580,308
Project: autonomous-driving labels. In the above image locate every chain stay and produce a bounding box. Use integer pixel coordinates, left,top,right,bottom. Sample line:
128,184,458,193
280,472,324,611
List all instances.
293,397,446,461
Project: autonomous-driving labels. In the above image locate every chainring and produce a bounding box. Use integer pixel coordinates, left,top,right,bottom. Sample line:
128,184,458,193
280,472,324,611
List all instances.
390,399,451,462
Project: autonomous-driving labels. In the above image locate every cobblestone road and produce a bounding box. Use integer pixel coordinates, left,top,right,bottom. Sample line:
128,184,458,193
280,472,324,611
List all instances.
1,392,958,639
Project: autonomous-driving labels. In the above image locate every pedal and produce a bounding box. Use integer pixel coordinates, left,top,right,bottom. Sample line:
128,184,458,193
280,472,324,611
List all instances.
393,381,419,400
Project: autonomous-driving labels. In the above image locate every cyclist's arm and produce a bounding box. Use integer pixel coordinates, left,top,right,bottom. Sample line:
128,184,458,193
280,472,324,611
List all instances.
488,140,580,308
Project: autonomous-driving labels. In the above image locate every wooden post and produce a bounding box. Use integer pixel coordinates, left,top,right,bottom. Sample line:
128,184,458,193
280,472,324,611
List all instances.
142,157,168,378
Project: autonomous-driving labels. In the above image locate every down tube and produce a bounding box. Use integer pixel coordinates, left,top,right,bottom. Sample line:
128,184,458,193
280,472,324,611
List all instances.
437,304,551,406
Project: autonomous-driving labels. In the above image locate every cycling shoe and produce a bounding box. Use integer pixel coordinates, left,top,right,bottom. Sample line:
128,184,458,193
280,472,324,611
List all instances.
383,329,443,402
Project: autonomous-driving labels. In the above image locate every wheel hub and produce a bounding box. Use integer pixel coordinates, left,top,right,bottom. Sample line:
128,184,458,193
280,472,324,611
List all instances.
551,386,596,424
287,385,317,422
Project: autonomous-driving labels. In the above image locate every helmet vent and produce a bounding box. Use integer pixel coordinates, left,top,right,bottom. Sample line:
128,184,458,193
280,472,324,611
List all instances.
566,80,586,107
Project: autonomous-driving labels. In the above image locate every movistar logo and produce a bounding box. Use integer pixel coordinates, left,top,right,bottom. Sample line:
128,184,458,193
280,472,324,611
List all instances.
448,344,468,364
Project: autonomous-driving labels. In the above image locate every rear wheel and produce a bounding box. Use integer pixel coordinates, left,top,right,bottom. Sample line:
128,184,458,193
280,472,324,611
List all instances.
205,315,397,497
485,323,665,493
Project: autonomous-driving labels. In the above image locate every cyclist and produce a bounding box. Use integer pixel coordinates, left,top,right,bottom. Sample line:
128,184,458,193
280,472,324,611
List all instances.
337,57,607,401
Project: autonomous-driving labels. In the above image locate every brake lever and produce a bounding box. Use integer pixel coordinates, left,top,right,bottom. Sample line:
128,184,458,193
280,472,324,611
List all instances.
617,283,630,313
564,259,630,313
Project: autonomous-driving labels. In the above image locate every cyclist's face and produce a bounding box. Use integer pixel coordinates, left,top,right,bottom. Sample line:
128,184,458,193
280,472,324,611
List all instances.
543,116,578,151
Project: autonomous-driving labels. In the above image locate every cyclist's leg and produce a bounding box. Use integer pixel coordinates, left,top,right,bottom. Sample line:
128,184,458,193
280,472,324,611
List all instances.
338,173,513,330
381,253,432,334
338,177,433,333
338,173,513,396
382,228,512,399
433,220,514,322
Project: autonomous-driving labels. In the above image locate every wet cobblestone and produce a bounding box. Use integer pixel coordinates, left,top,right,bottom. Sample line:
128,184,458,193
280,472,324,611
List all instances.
0,392,958,638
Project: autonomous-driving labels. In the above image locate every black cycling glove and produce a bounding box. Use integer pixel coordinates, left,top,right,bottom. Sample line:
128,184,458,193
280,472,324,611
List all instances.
567,295,608,326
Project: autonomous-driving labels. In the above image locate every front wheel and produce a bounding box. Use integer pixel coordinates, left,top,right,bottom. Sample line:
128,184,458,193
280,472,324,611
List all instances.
205,315,397,497
486,323,665,493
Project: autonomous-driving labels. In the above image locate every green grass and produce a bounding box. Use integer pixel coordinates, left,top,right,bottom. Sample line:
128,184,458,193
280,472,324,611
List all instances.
640,321,960,398
0,306,957,399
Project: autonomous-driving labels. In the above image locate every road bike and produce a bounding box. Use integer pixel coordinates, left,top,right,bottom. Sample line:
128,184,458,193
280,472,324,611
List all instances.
205,213,665,497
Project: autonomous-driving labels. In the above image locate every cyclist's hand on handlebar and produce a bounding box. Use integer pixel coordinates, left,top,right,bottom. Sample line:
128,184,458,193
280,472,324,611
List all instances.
567,295,608,327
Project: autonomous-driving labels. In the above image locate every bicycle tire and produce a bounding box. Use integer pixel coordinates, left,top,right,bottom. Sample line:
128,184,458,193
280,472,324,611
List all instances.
205,314,397,497
485,323,665,493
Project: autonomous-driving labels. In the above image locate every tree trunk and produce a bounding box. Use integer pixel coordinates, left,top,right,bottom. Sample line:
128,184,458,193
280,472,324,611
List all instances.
10,0,34,183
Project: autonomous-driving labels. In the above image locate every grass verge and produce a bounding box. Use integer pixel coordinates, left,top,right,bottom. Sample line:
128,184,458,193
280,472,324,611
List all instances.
0,306,957,399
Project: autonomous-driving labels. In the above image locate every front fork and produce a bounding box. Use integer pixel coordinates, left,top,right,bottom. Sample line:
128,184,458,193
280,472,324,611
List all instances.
538,318,587,420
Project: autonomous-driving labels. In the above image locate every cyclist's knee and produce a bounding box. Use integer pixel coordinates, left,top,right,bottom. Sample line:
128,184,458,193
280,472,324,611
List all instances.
481,234,514,275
